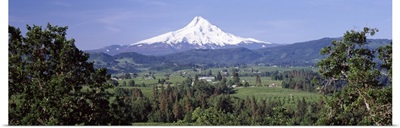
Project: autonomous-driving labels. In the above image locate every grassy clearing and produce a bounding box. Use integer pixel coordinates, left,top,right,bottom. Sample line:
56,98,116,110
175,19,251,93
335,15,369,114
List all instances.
245,66,317,72
239,76,282,86
112,86,322,104
117,74,188,87
232,87,321,102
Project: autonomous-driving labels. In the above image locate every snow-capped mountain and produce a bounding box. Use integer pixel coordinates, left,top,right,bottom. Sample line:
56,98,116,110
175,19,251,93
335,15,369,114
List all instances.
132,16,270,47
88,16,278,56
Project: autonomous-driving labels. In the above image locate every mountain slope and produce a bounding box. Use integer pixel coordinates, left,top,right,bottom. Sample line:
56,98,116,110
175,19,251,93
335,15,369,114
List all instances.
163,47,263,65
87,38,391,73
112,52,164,65
255,38,392,66
87,52,118,68
87,16,276,56
254,38,335,66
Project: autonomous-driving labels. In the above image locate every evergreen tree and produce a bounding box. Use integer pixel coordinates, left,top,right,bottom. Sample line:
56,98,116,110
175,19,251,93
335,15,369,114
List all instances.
172,98,183,121
128,79,135,87
207,70,212,76
184,97,193,113
216,71,223,81
109,96,133,125
255,75,262,87
232,69,240,83
250,96,258,117
244,81,250,87
194,74,199,86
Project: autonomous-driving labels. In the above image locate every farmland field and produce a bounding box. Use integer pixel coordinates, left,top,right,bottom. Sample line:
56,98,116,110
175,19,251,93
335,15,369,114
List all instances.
232,87,322,102
115,66,317,87
113,65,322,102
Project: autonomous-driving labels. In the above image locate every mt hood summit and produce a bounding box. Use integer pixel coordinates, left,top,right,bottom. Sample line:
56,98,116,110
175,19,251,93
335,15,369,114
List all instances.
89,16,276,55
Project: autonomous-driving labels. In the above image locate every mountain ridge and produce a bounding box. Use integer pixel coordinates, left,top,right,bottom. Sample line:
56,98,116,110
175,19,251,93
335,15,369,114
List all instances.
87,38,392,73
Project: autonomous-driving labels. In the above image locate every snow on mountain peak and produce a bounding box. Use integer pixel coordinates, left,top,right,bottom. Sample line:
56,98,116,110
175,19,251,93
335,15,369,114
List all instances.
183,16,220,32
132,16,270,46
186,16,209,28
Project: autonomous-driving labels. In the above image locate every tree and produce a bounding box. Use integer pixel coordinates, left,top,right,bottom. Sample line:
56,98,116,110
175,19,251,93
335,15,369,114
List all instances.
191,107,236,125
316,27,391,125
109,96,133,125
227,79,233,86
110,80,119,86
255,75,262,87
193,74,199,86
244,81,250,87
216,71,222,81
128,79,135,87
215,95,233,113
183,97,193,113
123,73,131,79
377,44,392,80
250,96,258,117
231,69,240,84
172,98,183,121
8,24,119,125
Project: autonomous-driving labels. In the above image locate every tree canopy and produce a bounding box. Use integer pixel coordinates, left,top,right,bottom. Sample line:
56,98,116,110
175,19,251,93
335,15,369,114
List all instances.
316,27,391,125
9,23,121,125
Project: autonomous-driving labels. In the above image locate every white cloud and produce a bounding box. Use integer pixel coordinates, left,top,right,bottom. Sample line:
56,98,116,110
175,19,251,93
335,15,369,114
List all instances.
70,21,92,29
104,26,121,33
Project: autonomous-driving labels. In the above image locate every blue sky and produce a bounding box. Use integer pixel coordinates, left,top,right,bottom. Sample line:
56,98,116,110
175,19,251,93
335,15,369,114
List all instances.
9,0,392,50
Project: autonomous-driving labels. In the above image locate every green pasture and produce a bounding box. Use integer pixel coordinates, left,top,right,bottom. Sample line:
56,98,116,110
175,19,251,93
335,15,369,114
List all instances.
232,87,321,102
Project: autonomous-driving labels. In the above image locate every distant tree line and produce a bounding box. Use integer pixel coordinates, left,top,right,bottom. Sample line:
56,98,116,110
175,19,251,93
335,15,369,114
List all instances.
280,70,320,92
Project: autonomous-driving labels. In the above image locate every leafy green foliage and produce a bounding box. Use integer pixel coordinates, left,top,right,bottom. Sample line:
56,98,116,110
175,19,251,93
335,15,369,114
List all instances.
8,24,123,125
128,79,135,87
281,70,321,92
255,74,262,86
377,44,392,79
316,27,392,125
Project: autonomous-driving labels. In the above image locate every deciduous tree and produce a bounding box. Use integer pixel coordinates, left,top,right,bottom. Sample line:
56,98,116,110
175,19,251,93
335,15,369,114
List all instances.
8,24,119,125
316,27,391,125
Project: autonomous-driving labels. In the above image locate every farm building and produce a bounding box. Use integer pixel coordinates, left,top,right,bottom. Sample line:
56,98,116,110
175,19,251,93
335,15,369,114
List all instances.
199,77,215,82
